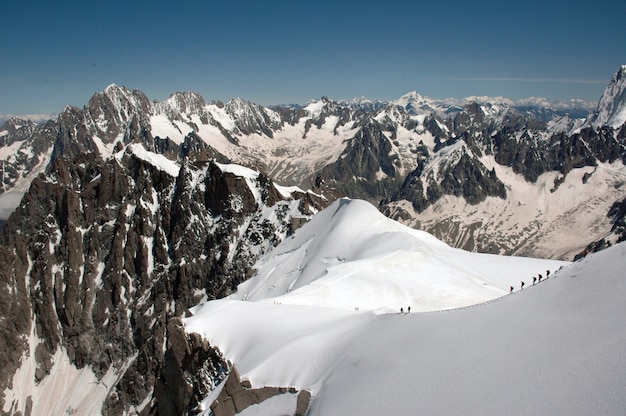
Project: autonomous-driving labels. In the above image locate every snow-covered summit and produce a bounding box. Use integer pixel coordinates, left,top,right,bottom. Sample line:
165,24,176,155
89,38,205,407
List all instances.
230,198,567,312
590,65,626,128
337,96,386,111
392,91,461,118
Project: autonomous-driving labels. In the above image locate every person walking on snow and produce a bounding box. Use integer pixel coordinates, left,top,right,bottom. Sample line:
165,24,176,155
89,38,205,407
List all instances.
521,281,525,290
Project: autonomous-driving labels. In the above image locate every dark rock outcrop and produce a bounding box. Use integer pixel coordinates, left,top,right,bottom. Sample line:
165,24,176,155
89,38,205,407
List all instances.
0,144,329,415
155,320,312,416
320,121,402,201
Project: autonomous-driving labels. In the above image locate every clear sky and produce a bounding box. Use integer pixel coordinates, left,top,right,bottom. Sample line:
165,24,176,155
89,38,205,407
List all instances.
1,0,624,115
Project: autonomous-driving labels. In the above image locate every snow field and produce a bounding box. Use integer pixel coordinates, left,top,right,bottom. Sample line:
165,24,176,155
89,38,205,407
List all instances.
2,328,133,415
186,234,626,416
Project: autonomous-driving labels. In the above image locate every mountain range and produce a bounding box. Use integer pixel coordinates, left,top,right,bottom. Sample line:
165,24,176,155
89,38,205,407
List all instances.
2,68,626,258
0,66,625,415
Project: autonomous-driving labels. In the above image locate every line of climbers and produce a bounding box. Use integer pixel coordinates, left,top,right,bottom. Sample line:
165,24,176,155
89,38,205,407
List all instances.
510,269,554,293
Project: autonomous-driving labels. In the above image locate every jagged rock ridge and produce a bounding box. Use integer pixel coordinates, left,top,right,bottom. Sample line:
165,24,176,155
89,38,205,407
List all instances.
0,144,329,415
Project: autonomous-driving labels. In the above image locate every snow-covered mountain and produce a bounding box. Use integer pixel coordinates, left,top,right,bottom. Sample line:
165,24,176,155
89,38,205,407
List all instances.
589,65,626,128
1,66,626,415
590,65,626,129
378,67,626,258
2,68,622,259
179,199,624,416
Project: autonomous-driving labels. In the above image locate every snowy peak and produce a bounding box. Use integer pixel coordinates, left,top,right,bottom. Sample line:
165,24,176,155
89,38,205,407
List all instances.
303,96,339,117
185,241,626,416
233,198,564,312
165,91,207,115
87,83,153,139
224,97,282,137
590,65,626,128
393,91,461,118
0,117,38,138
100,83,151,114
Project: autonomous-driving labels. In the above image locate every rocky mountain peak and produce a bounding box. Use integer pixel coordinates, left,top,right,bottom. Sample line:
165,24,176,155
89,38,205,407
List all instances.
223,98,282,137
338,96,386,112
590,65,626,128
0,117,38,140
165,91,207,115
0,140,333,414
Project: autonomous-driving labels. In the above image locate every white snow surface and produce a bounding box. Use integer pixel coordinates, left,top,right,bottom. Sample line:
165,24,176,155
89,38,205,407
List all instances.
229,198,566,312
180,199,626,416
127,143,180,177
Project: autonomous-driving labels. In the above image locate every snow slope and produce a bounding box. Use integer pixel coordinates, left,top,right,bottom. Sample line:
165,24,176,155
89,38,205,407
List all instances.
181,199,626,416
306,243,626,416
230,198,567,312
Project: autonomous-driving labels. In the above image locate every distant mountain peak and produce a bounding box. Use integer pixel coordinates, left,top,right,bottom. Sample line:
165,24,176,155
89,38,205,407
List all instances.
392,92,461,118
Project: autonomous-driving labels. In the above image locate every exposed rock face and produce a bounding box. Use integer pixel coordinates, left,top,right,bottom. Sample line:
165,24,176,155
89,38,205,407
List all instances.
154,318,228,415
0,118,56,193
387,140,507,213
0,145,329,415
224,98,283,138
590,65,626,128
157,353,312,416
1,76,621,237
320,121,401,201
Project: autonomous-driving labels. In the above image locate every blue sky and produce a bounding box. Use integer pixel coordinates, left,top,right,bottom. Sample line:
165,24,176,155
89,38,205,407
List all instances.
1,0,624,115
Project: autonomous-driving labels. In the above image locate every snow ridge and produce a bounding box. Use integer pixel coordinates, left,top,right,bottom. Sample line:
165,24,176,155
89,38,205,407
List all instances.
231,198,567,312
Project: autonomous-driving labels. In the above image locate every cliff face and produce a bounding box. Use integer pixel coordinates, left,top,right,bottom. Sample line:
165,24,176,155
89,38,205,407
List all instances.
0,145,329,415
